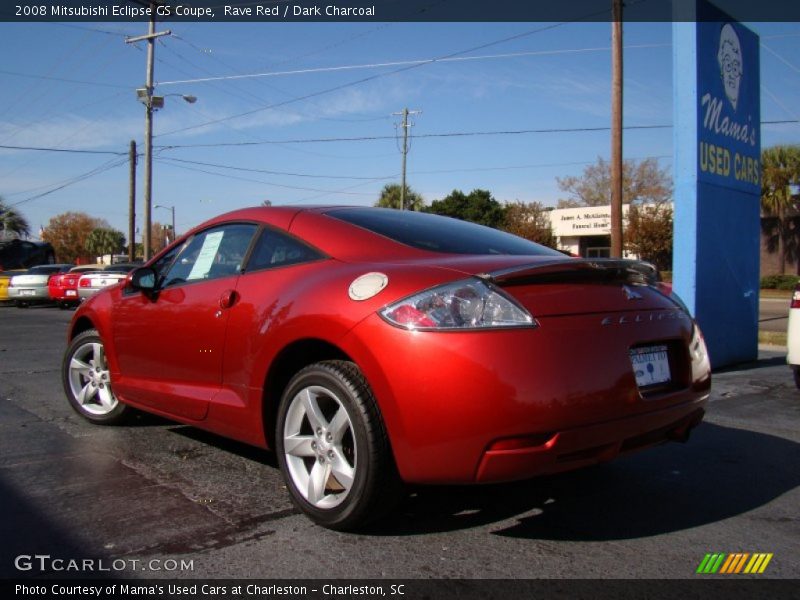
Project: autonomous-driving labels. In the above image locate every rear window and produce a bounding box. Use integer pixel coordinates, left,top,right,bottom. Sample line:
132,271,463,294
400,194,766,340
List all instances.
327,208,562,256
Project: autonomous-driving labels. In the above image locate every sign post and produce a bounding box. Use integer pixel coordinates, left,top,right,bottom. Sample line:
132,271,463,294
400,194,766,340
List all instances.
673,1,761,367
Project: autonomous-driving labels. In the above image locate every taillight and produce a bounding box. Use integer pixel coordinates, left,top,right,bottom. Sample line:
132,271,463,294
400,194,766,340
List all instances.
380,278,534,331
792,285,800,309
80,279,91,288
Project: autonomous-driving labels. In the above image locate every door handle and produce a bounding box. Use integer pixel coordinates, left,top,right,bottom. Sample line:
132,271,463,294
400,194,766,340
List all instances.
219,289,238,309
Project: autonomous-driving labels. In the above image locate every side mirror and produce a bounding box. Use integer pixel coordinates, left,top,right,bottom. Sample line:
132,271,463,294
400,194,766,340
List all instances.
129,267,157,293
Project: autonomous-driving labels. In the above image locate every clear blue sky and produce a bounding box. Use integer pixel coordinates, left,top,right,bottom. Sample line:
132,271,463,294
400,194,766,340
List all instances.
0,20,798,240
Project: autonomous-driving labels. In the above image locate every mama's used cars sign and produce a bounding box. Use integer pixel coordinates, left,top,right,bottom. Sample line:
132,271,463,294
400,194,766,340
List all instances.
697,15,760,192
673,0,761,368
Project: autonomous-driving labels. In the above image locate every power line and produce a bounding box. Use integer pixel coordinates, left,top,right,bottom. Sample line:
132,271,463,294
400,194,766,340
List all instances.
155,19,601,138
156,124,673,149
154,158,380,196
157,44,672,87
0,144,127,155
8,157,129,208
1,120,794,157
0,68,131,90
158,156,397,180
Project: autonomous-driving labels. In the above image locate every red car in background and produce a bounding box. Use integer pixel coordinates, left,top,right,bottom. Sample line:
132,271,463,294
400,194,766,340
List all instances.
49,265,103,309
62,206,711,530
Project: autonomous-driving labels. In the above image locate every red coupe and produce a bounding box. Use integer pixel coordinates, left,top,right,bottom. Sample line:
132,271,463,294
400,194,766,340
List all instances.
62,206,711,530
49,265,103,309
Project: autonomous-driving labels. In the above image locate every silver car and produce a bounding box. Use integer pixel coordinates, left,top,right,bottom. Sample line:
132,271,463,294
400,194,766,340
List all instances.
9,264,73,307
77,264,138,300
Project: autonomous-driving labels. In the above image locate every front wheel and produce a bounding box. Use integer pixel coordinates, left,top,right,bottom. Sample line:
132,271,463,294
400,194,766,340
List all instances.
276,361,401,531
62,329,129,425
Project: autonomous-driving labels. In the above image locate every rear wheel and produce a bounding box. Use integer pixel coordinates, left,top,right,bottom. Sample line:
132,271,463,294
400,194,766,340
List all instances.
276,360,401,530
62,329,129,425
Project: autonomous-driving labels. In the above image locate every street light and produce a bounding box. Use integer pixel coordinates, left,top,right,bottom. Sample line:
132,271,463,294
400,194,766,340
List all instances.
154,204,176,244
134,89,196,261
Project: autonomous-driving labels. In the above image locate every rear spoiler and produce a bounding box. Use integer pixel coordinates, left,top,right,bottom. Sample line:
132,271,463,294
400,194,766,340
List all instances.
478,258,658,287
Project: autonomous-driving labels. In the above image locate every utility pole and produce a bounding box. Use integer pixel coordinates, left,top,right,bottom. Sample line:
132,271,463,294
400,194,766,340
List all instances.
128,140,137,262
126,2,170,262
155,204,175,244
392,108,421,210
610,0,624,258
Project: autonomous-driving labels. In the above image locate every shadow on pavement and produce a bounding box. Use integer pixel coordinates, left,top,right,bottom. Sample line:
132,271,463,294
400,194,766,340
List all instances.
714,355,786,374
361,422,800,539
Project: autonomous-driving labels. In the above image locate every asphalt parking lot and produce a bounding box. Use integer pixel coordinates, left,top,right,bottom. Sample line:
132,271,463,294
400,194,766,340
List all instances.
1,304,798,582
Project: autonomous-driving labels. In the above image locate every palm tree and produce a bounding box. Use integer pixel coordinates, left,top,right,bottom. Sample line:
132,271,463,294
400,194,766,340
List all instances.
85,228,126,259
0,197,31,240
374,183,425,211
761,145,800,274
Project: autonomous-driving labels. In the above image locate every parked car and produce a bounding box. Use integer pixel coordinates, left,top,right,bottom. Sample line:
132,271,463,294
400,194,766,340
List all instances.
787,284,800,388
49,265,104,309
0,269,26,302
62,206,711,530
0,239,56,271
9,264,73,307
76,264,139,300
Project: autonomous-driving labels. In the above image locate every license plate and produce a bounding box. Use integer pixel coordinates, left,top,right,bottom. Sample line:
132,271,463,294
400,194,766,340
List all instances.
629,345,671,388
20,290,36,296
65,290,77,297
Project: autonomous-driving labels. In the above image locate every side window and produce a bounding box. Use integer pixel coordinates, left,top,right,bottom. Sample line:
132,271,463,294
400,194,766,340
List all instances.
152,244,182,284
245,228,324,272
161,223,257,287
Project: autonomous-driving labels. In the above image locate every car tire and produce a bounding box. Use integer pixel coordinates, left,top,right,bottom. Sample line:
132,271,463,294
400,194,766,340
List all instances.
62,329,129,425
793,367,800,390
276,360,402,531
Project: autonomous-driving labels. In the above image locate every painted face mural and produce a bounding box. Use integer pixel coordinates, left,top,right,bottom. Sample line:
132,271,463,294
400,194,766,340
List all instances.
717,23,742,111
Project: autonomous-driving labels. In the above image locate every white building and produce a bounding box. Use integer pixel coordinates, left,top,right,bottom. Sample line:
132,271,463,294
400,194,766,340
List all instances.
549,204,635,258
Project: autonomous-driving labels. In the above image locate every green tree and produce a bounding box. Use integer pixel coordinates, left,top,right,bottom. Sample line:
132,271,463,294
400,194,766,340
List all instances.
424,189,506,228
374,183,425,211
41,212,109,264
0,197,31,240
85,228,126,259
761,145,800,274
556,157,672,206
625,202,674,271
502,201,556,247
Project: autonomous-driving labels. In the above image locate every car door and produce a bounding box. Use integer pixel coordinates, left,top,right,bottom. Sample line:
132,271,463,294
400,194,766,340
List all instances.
112,223,258,420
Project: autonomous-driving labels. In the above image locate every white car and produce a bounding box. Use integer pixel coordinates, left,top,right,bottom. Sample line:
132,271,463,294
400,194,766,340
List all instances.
787,285,800,388
8,264,73,307
77,264,138,300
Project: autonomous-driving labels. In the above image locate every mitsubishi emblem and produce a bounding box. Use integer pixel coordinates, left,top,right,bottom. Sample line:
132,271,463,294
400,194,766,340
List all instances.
622,285,643,300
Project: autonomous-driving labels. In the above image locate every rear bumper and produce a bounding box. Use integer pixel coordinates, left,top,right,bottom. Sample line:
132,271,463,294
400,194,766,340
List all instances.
8,287,50,302
787,309,800,366
49,288,80,303
345,311,711,484
475,400,705,483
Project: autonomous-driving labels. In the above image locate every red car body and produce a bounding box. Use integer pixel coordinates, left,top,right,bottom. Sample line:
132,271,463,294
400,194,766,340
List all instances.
64,206,711,528
49,265,102,308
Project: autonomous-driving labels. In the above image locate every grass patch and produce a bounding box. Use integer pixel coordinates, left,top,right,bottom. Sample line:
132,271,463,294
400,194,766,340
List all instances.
759,330,787,347
760,289,793,300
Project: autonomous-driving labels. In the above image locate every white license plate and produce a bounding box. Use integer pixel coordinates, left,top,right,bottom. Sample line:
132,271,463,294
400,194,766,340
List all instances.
629,345,671,388
65,290,77,297
20,290,36,296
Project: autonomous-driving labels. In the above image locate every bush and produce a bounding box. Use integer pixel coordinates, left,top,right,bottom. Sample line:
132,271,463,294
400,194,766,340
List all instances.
659,271,672,283
761,274,800,290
